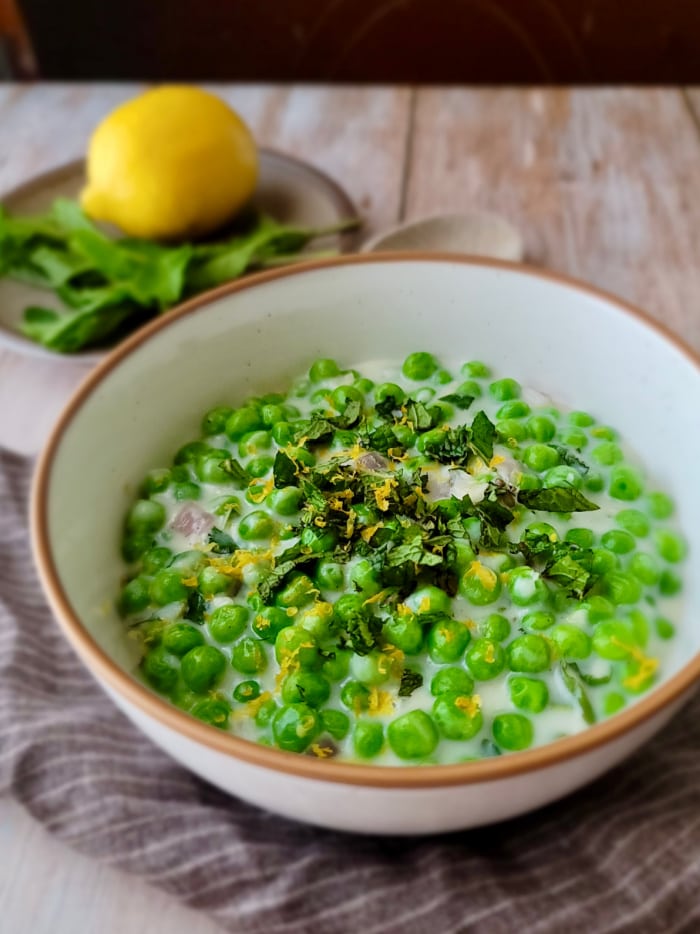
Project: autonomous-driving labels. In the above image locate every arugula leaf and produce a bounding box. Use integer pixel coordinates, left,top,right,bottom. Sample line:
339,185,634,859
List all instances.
545,554,592,600
273,450,298,487
517,486,599,513
375,396,402,420
404,400,435,432
186,591,206,624
560,660,596,724
256,545,315,604
469,410,496,462
398,668,424,697
565,662,612,687
440,392,474,410
208,527,236,554
297,399,363,446
551,445,590,474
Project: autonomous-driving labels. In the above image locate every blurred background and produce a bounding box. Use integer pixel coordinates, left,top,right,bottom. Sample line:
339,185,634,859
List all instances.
2,0,700,83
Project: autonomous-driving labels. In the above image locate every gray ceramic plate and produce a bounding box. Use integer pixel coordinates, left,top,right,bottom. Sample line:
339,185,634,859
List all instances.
0,149,360,363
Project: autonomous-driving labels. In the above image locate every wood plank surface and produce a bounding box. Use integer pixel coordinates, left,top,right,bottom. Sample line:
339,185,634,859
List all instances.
406,87,700,354
0,83,411,454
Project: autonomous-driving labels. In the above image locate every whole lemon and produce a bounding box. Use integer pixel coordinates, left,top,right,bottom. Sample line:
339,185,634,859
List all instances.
81,86,258,240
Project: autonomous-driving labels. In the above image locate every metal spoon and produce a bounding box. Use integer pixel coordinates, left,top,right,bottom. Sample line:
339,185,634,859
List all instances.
362,211,524,261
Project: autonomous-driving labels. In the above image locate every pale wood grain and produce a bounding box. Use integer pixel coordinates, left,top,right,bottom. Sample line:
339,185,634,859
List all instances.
0,798,223,934
0,83,411,454
406,87,700,353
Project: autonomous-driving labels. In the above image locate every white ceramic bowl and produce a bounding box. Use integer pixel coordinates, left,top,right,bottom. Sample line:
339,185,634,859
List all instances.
32,254,700,835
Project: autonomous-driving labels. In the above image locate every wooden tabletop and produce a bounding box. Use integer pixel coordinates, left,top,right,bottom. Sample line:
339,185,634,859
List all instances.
2,83,700,932
2,84,700,454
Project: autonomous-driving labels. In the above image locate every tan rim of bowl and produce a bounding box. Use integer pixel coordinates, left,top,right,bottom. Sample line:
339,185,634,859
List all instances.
31,253,700,789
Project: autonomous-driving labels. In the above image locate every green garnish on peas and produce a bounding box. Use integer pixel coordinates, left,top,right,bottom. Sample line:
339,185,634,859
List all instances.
118,353,685,764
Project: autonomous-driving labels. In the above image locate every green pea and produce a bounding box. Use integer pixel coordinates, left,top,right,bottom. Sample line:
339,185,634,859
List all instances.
523,610,555,631
543,465,583,489
387,710,439,759
340,680,371,712
508,676,549,713
353,720,384,759
456,378,483,398
255,698,278,728
198,566,231,595
427,618,472,663
238,510,276,541
275,573,317,609
350,559,381,596
557,428,588,449
492,713,533,751
174,441,210,465
527,416,556,442
141,468,171,496
591,442,623,466
465,638,506,680
603,692,626,716
162,623,205,657
309,358,341,382
585,473,605,493
591,548,619,575
417,427,451,455
272,703,320,752
119,576,151,615
658,569,682,596
238,431,273,458
432,368,453,386
601,529,636,555
592,620,635,660
549,623,591,659
602,572,642,605
141,647,179,694
226,406,263,440
414,386,436,403
233,680,260,703
274,627,320,669
507,634,551,673
489,378,521,401
655,617,676,640
459,563,502,605
297,601,335,640
281,671,331,707
333,593,365,623
609,466,643,501
232,637,268,674
252,606,292,642
497,419,529,442
322,649,351,683
382,614,424,655
260,404,286,427
272,421,295,446
392,424,417,447
462,360,491,378
568,410,595,427
173,481,201,501
646,492,674,519
265,486,301,517
350,651,394,686
403,352,439,381
432,692,483,740
375,382,406,406
191,697,231,729
181,645,226,693
315,559,345,591
429,400,454,424
506,567,548,607
150,568,190,606
195,453,231,484
299,527,338,555
126,499,166,534
202,406,233,436
321,709,351,740
121,531,154,563
405,585,452,616
653,529,687,564
585,595,615,622
565,528,595,549
615,509,650,538
331,385,364,411
245,456,274,478
209,604,249,643
629,609,649,648
481,613,511,642
590,425,617,441
498,400,531,420
169,550,208,574
430,667,475,696
522,444,560,472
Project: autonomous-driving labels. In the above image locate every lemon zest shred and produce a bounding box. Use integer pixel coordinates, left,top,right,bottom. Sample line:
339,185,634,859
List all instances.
489,454,506,468
361,523,383,543
310,743,334,759
180,576,198,588
373,477,398,512
368,686,394,716
248,477,275,504
455,694,481,717
468,560,498,591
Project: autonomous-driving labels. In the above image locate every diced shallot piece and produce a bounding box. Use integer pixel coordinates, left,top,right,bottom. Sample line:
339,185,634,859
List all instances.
169,503,215,540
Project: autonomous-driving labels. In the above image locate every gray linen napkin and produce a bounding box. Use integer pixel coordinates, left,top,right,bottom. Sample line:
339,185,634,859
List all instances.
2,446,700,934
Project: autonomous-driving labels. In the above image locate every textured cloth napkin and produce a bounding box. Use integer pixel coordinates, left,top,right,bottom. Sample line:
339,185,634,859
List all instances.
2,446,700,934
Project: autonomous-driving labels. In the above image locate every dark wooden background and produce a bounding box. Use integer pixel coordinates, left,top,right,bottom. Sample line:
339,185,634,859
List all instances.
8,0,700,81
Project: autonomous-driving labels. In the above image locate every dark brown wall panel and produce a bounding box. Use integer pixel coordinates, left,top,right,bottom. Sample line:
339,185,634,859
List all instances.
16,0,700,82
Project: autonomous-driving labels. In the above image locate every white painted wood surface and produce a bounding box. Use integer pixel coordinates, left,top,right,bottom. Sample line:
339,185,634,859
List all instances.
2,84,700,932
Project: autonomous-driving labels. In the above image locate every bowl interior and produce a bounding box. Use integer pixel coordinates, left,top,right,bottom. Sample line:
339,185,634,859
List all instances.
41,258,700,701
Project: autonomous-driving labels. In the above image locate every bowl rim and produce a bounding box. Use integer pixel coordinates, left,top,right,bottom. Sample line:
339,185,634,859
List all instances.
31,251,700,789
